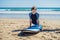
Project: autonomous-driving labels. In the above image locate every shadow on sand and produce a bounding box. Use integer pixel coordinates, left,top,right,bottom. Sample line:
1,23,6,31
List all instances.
12,28,60,37
12,30,39,37
42,29,60,32
18,32,39,37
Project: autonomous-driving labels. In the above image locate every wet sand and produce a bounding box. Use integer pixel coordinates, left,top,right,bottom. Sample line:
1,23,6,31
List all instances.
0,18,60,40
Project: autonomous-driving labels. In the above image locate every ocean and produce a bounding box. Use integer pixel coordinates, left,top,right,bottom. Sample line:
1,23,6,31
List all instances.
0,7,60,20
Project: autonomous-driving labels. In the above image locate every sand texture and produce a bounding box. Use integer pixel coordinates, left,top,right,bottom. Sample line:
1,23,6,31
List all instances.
0,19,60,40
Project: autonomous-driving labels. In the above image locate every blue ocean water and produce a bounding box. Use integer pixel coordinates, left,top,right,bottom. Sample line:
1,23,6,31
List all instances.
0,7,60,11
0,7,60,19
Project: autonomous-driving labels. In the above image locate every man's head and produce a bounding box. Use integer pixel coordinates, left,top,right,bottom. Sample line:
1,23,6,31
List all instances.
31,6,37,14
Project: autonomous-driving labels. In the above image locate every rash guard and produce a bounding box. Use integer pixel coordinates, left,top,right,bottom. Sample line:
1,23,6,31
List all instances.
29,12,39,25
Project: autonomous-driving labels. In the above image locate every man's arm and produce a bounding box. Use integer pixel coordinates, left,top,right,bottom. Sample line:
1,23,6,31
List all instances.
36,20,39,26
30,19,32,27
29,13,32,27
36,13,39,26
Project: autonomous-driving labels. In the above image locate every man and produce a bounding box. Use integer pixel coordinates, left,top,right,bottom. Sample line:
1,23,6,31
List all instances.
29,6,39,27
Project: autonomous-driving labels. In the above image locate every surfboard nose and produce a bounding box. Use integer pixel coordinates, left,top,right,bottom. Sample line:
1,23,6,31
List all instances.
34,24,42,30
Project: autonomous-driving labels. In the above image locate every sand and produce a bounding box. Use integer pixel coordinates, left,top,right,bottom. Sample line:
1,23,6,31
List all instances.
0,18,60,40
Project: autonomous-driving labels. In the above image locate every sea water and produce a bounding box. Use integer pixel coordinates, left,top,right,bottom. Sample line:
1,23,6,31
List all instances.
0,7,60,20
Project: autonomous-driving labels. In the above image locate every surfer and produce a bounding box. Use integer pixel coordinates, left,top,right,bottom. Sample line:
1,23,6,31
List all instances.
29,6,39,27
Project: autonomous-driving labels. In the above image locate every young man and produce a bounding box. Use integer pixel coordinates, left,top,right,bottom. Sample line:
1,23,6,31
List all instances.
29,7,39,27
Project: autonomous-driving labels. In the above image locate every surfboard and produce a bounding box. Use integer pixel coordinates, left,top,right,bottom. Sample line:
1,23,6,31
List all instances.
21,25,42,33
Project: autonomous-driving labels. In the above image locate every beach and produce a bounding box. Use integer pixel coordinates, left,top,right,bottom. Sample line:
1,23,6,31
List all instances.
0,0,60,40
0,18,60,40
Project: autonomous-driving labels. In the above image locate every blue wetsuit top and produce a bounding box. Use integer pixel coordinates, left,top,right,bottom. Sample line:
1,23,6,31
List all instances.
29,12,39,25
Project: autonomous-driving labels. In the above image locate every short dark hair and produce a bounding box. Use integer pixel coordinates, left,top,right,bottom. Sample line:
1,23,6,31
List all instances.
31,7,37,11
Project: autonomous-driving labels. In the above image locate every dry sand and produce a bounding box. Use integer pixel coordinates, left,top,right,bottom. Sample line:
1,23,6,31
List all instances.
0,18,60,40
